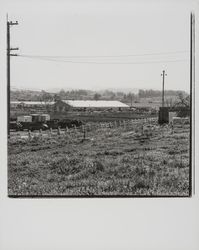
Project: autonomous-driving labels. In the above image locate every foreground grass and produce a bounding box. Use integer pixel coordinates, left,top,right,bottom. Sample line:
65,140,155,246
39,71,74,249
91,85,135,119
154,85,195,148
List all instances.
8,122,190,196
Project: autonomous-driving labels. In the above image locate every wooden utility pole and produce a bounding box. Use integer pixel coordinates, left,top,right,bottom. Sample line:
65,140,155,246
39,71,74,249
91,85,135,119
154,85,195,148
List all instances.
7,16,19,136
161,70,167,107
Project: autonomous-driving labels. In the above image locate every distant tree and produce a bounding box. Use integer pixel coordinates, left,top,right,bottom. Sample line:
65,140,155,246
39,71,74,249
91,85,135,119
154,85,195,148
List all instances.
123,94,127,100
103,90,115,98
54,93,61,102
138,89,146,98
138,89,187,98
93,93,101,100
40,91,53,105
174,93,190,117
174,93,190,108
59,89,66,99
127,92,135,101
110,93,116,100
116,92,124,98
39,90,54,112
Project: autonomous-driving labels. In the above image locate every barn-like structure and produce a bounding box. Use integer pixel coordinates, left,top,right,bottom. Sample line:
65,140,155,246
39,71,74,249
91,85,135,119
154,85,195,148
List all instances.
10,100,129,119
54,100,129,112
10,101,55,119
11,101,55,109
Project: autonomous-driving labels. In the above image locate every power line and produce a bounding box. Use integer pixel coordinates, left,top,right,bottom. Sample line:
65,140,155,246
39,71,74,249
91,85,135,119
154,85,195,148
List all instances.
18,55,188,65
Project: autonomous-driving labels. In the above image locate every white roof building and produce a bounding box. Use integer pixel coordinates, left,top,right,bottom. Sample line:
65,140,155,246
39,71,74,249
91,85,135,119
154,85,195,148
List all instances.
61,100,129,108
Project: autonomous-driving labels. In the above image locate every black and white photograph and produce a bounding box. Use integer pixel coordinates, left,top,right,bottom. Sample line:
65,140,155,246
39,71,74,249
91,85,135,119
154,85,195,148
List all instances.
1,1,199,250
5,0,194,197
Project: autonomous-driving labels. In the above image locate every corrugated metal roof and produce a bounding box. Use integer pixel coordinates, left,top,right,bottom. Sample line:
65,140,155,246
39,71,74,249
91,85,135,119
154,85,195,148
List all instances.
62,100,129,108
11,101,55,105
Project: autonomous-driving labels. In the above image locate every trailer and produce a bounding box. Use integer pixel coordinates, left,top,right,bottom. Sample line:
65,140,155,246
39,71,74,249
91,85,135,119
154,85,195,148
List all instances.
15,114,50,131
20,122,48,131
12,114,83,131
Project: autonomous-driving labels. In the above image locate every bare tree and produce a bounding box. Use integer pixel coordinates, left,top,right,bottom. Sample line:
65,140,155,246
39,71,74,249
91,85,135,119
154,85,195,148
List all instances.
40,90,54,112
93,93,101,100
175,93,190,108
174,93,190,117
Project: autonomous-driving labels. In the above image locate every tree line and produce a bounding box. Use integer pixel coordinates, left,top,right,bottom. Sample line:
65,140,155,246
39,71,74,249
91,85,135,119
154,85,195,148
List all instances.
11,88,187,104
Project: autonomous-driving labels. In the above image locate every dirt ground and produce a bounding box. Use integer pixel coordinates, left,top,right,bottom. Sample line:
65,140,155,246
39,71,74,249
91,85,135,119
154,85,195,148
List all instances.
8,120,190,197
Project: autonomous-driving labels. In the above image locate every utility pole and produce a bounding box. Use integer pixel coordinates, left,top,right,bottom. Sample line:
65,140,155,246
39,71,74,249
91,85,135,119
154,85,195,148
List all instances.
161,70,167,107
7,15,19,136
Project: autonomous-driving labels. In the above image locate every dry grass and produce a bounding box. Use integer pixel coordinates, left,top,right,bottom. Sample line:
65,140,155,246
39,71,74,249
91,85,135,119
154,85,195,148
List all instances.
8,121,190,196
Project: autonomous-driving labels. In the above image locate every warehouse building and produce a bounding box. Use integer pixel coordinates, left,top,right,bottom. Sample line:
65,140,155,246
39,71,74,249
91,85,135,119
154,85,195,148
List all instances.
11,101,55,113
10,100,129,120
10,101,55,119
54,100,129,112
11,101,55,108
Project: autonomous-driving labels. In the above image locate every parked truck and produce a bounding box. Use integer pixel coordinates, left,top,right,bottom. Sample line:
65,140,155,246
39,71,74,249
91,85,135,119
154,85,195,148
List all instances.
10,114,83,131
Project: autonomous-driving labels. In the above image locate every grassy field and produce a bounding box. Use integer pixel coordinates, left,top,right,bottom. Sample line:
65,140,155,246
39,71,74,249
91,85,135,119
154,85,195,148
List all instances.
8,120,190,197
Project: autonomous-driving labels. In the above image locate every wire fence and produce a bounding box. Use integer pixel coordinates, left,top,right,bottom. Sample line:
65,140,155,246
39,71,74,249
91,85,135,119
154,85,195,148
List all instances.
9,117,159,141
9,116,190,143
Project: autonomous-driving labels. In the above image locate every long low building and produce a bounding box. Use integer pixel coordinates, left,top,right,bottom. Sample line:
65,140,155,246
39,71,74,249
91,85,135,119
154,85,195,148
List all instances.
10,101,55,119
10,100,130,119
54,100,129,112
64,100,128,108
11,101,55,108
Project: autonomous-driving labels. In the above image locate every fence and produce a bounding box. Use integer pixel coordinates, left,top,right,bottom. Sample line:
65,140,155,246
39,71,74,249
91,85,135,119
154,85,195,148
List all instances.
10,117,159,141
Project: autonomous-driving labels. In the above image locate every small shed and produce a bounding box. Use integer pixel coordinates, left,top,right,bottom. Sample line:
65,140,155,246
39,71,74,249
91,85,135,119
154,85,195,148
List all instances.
31,114,50,122
158,107,190,124
169,112,177,123
41,114,50,121
17,115,32,122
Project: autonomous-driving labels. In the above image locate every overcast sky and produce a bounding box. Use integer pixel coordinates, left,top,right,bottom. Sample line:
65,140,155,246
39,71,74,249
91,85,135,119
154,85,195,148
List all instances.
1,0,196,93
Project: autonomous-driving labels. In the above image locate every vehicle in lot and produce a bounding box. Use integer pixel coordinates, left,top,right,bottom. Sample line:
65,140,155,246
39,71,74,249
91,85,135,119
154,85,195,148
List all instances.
11,114,50,131
10,114,83,131
10,121,48,131
20,122,48,131
10,121,23,131
46,119,83,129
46,119,59,129
57,119,83,129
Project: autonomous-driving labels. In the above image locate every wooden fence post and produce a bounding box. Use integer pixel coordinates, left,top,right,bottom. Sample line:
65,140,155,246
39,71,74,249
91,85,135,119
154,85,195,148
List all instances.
57,127,61,135
65,127,68,135
171,123,174,134
48,128,52,138
83,125,86,140
39,129,42,138
123,120,126,129
141,125,144,135
28,130,31,140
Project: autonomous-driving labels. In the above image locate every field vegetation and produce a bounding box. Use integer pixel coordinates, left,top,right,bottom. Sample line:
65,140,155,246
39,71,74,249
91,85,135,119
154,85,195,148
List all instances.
8,119,190,196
